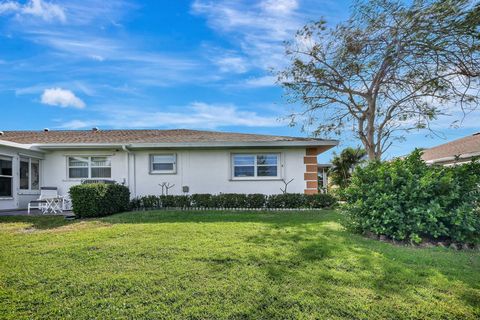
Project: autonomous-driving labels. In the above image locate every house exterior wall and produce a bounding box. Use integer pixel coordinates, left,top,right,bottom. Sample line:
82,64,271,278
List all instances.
41,149,128,196
0,145,44,211
133,148,306,196
40,148,308,197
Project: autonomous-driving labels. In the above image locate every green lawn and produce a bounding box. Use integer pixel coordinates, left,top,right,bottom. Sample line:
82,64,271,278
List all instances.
0,210,479,319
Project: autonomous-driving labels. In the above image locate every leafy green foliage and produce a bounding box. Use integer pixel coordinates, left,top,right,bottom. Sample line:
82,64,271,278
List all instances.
190,194,213,207
246,193,267,208
304,193,338,209
344,150,480,244
130,193,337,210
279,0,480,159
213,193,248,208
70,183,130,218
329,147,367,189
266,193,306,208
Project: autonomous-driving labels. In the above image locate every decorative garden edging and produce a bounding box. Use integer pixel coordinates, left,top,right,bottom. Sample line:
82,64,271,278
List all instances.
132,207,333,212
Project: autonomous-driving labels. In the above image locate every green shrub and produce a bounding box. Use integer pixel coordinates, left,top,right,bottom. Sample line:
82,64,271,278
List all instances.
266,194,306,208
129,197,142,210
131,192,337,210
246,194,267,208
159,195,176,208
214,193,248,208
160,195,191,208
305,193,337,208
141,195,161,210
70,183,130,218
191,194,213,207
344,150,480,244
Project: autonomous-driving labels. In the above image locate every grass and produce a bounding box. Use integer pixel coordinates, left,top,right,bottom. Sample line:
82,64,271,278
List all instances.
0,210,479,319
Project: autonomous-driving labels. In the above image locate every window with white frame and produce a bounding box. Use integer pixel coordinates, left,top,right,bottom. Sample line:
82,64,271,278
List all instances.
232,153,280,179
67,156,112,179
0,156,13,197
20,157,40,190
150,154,176,174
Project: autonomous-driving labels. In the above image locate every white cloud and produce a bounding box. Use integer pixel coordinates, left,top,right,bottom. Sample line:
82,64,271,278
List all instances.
241,75,277,88
0,2,20,14
61,120,91,129
191,0,346,83
260,0,299,15
0,0,66,22
57,102,284,129
191,0,305,71
41,88,85,109
215,56,249,73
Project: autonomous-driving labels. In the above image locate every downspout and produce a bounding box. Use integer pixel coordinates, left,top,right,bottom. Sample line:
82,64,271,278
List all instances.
122,145,136,198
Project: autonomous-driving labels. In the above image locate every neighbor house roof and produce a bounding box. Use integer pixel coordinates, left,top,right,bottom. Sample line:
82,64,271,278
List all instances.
421,132,480,164
0,129,338,149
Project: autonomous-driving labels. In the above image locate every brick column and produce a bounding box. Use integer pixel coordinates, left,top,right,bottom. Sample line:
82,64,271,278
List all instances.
304,148,319,194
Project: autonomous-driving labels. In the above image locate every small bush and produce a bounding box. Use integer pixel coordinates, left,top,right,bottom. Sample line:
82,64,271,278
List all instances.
344,150,480,244
246,194,267,208
214,193,248,208
160,195,191,208
305,193,337,208
142,195,161,210
266,194,306,208
191,194,213,207
70,183,130,218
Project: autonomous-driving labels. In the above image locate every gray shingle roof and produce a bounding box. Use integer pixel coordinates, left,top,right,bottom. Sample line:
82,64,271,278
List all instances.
422,133,480,161
0,129,335,145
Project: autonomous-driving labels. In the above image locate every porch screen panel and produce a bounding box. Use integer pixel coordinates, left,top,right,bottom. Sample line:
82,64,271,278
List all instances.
20,158,29,190
0,156,13,197
31,159,40,190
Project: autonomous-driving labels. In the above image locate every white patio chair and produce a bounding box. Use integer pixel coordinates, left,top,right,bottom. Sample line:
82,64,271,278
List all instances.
27,187,58,214
62,195,72,211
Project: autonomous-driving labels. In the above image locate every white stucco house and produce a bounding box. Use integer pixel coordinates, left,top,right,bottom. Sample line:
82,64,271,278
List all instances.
0,129,338,211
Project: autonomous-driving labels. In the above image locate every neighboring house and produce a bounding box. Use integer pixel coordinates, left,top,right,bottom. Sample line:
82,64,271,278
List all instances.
0,129,338,211
317,163,332,192
422,132,480,166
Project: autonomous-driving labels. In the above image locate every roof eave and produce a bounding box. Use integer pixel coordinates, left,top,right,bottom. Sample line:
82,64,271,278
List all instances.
33,140,339,150
0,139,45,152
424,151,480,164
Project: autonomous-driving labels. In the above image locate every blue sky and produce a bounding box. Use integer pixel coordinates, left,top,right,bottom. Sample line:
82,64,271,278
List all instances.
0,0,478,162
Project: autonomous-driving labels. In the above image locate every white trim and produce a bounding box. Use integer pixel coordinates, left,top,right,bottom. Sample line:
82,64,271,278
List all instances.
66,155,112,180
18,152,44,160
0,155,13,198
231,153,282,180
149,153,177,174
425,151,480,165
0,139,42,151
19,157,40,191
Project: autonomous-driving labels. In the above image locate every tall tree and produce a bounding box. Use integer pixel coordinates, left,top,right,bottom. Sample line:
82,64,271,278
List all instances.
329,147,367,189
279,0,480,160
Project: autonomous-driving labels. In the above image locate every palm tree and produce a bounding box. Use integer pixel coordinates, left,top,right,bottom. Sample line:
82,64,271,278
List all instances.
329,147,367,189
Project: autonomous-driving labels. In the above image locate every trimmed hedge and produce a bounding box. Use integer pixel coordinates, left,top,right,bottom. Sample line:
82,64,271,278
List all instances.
343,150,480,245
130,193,337,210
70,183,130,218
